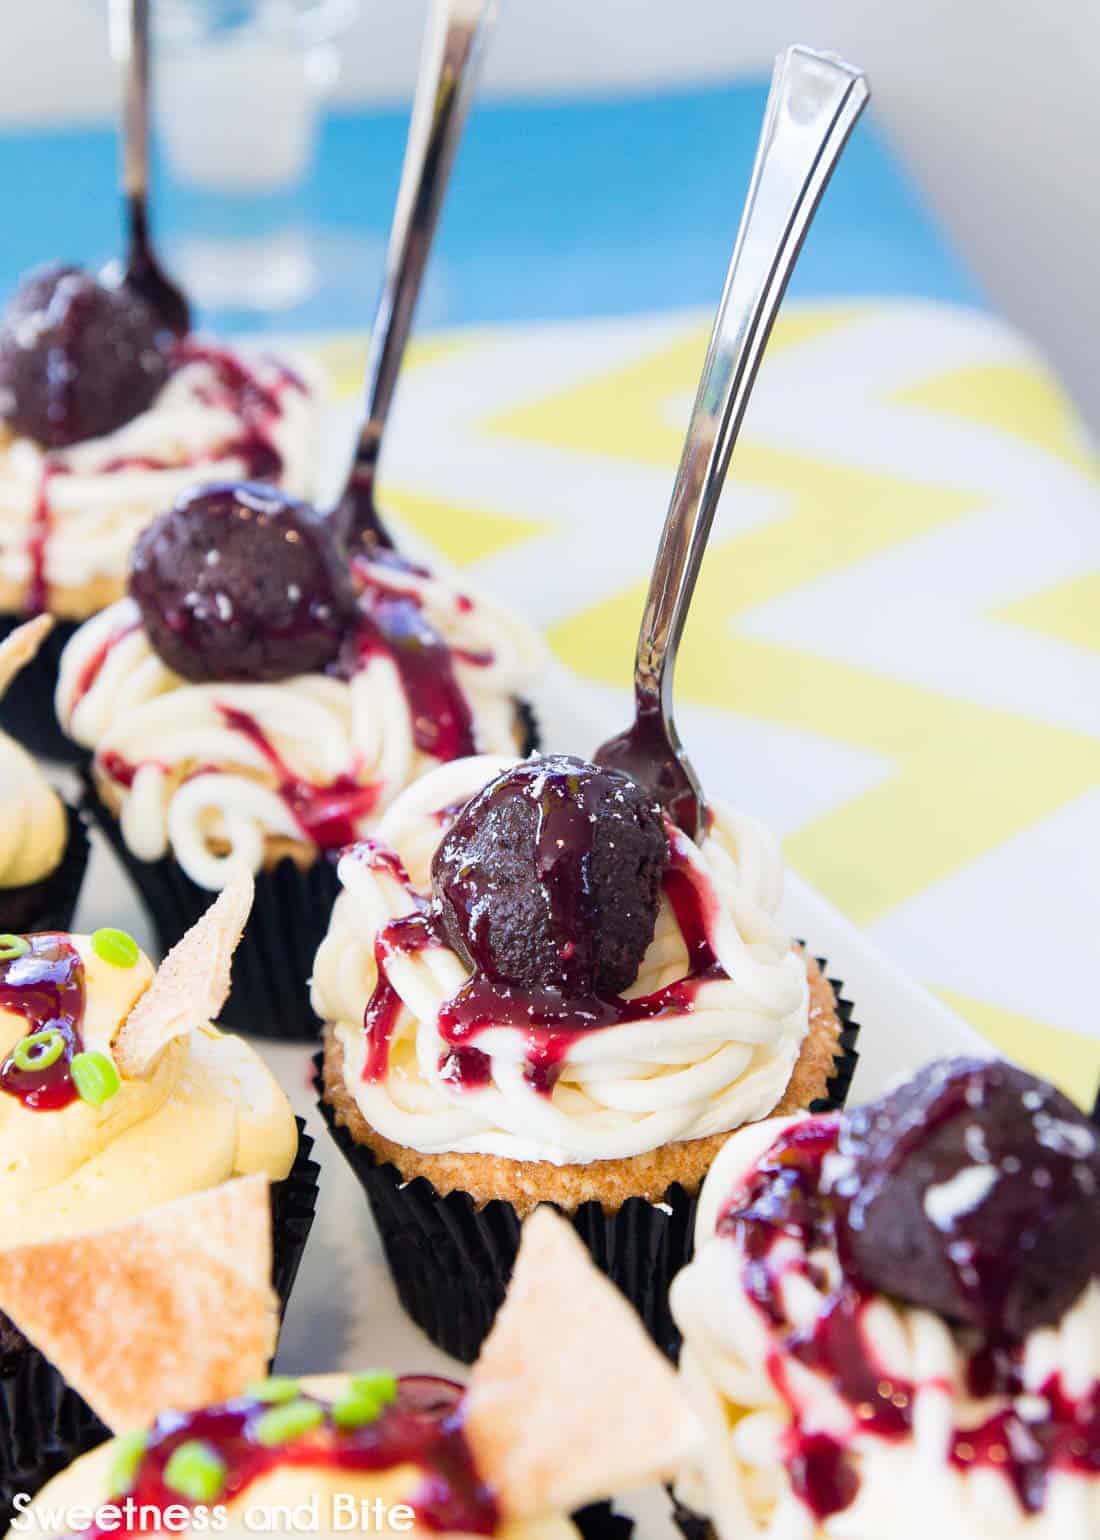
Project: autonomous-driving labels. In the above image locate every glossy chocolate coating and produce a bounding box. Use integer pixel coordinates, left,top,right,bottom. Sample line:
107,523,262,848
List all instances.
829,1056,1100,1335
431,755,669,996
0,263,169,448
130,481,357,684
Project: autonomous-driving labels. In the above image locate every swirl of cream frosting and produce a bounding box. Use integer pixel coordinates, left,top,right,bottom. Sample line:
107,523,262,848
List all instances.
20,1374,580,1540
0,342,319,614
310,754,810,1166
55,556,542,891
670,1117,1100,1540
0,732,67,886
0,934,297,1247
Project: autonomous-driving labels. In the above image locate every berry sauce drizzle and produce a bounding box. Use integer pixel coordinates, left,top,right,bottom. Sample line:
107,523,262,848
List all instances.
25,464,68,616
83,1376,496,1540
0,935,85,1111
69,617,141,713
85,551,488,842
358,823,723,1093
23,341,302,614
717,1116,1100,1520
344,554,479,762
215,705,381,850
174,339,304,483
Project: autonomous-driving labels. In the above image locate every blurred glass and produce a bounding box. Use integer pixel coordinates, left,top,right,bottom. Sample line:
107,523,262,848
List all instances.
138,0,359,322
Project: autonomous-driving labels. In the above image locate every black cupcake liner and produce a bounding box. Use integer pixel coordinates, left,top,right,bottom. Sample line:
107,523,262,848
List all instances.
669,1494,716,1540
515,696,539,757
80,693,540,1043
809,954,860,1116
0,805,89,936
313,970,860,1365
0,613,85,766
572,1503,636,1540
272,1119,322,1308
0,1121,319,1523
82,769,339,1041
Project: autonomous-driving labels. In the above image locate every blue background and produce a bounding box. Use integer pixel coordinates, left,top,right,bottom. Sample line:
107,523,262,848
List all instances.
0,81,981,333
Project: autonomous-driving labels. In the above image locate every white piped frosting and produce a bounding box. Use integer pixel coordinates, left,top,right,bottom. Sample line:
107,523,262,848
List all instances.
671,1116,1100,1539
55,555,543,890
311,754,811,1166
0,342,319,614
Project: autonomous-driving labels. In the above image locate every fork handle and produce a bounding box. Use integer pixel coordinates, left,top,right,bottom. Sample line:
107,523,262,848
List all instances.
634,47,869,719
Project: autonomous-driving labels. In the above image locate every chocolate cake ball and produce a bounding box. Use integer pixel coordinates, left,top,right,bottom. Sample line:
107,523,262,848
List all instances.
829,1056,1100,1336
431,755,669,997
0,263,170,448
130,482,358,684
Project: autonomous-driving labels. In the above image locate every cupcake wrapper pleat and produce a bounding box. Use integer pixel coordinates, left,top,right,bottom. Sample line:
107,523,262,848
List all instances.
314,986,860,1365
668,1494,717,1540
82,770,340,1042
0,614,86,766
271,1119,322,1309
0,1122,319,1524
0,805,89,936
810,957,860,1115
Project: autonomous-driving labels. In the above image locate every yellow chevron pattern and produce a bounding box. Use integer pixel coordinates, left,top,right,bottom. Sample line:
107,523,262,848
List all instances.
310,299,1100,1103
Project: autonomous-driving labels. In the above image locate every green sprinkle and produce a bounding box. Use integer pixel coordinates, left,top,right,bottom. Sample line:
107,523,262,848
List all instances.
108,1430,148,1496
333,1373,398,1431
70,1050,121,1106
350,1372,397,1407
11,1028,65,1073
0,935,28,962
92,928,140,969
254,1398,324,1447
246,1375,300,1404
163,1440,226,1504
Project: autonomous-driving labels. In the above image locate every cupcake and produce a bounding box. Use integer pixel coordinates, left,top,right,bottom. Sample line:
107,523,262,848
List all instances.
0,617,88,932
56,482,542,1040
0,263,321,760
0,872,318,1515
312,752,857,1363
670,1056,1100,1539
19,1209,701,1540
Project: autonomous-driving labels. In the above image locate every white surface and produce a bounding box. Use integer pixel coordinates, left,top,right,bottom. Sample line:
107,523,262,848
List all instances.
5,1,1100,436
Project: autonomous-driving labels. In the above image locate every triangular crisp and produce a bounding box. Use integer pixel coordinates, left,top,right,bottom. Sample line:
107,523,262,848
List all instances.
465,1209,701,1518
113,868,254,1076
0,1175,276,1431
0,614,52,699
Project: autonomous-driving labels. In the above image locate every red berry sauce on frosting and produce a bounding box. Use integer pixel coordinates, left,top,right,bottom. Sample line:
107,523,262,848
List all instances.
355,758,729,1093
217,705,381,849
349,576,477,761
69,615,142,713
0,934,85,1110
173,339,305,483
79,500,503,850
716,1064,1100,1521
13,328,304,616
83,1375,497,1540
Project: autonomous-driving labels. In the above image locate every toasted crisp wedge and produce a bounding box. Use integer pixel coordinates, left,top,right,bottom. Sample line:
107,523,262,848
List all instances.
113,868,254,1077
0,614,52,699
465,1208,701,1518
0,1175,276,1431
